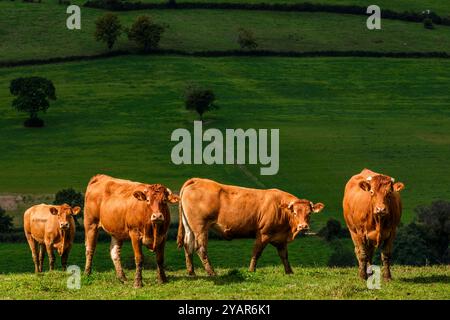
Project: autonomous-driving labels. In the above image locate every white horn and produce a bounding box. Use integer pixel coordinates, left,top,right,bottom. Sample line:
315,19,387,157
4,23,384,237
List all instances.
166,188,172,194
391,177,395,183
366,176,372,181
288,201,295,209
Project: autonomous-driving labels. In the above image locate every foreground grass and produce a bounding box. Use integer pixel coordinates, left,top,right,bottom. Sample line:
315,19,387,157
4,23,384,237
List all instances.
1,56,450,226
0,241,448,299
2,2,450,63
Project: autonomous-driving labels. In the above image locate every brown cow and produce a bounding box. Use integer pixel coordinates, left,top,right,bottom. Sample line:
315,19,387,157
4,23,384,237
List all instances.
24,203,80,273
177,178,325,276
83,174,179,288
343,168,405,281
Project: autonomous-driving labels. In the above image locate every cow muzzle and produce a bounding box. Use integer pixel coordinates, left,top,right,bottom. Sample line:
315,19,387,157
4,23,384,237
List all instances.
296,224,309,232
374,207,388,216
151,212,164,224
59,222,69,230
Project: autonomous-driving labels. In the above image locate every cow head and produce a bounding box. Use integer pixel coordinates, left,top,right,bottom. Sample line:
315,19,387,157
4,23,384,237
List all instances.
49,204,81,230
133,184,180,225
280,199,325,233
359,175,405,216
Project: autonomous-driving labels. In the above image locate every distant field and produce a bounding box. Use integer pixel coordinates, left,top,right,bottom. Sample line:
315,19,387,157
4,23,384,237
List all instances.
2,2,450,63
1,56,450,227
129,0,450,16
0,240,448,299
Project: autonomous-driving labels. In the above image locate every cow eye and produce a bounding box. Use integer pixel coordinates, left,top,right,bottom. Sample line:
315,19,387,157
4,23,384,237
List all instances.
370,190,374,195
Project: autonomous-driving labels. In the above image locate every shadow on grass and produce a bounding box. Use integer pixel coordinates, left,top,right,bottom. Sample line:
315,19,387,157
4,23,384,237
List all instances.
168,269,246,286
399,275,450,284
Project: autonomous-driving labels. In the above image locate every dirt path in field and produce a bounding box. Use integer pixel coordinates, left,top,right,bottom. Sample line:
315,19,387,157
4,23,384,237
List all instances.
237,164,266,188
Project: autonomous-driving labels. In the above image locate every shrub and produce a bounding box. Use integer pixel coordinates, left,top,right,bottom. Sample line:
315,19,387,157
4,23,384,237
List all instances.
184,83,218,121
415,200,450,263
95,12,122,50
54,188,84,226
0,207,14,233
237,28,258,50
318,218,349,242
393,222,435,265
393,200,449,265
127,15,165,52
327,240,356,267
424,17,435,29
9,77,56,127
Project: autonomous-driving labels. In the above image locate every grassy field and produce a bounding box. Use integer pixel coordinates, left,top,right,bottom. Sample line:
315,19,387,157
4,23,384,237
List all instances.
2,2,450,63
1,56,450,227
0,240,448,299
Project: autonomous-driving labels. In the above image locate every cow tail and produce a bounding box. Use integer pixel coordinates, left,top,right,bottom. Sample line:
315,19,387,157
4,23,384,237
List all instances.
176,180,196,254
177,196,185,249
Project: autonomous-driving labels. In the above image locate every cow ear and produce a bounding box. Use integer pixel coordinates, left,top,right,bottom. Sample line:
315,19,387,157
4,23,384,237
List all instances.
71,206,81,216
49,207,58,215
167,193,180,204
359,181,371,192
133,191,147,201
393,182,405,192
312,202,325,213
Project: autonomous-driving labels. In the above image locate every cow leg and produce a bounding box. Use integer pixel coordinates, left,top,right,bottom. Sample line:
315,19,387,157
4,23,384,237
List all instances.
130,233,144,288
156,240,167,284
84,223,99,275
274,242,293,274
110,237,126,283
61,244,71,272
249,235,269,272
184,244,195,276
46,244,55,271
38,243,45,272
26,233,39,273
195,231,216,276
381,235,395,281
350,231,368,280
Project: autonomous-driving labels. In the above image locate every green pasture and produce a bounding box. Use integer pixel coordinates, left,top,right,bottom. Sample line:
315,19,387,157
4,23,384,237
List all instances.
2,1,450,63
0,240,448,299
1,56,450,228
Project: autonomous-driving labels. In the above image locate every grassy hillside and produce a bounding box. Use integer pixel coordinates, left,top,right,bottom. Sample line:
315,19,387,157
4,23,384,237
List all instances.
0,241,448,299
1,56,450,227
1,2,450,63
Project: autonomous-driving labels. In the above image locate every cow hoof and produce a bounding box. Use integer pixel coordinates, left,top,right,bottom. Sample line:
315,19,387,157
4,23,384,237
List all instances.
133,282,143,289
187,271,196,277
285,270,294,275
118,277,127,284
207,271,217,277
157,277,167,284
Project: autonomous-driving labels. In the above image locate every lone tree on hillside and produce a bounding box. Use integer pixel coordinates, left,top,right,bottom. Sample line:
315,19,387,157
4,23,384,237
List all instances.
237,27,258,50
95,12,122,50
9,77,56,127
184,84,218,121
127,15,165,53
